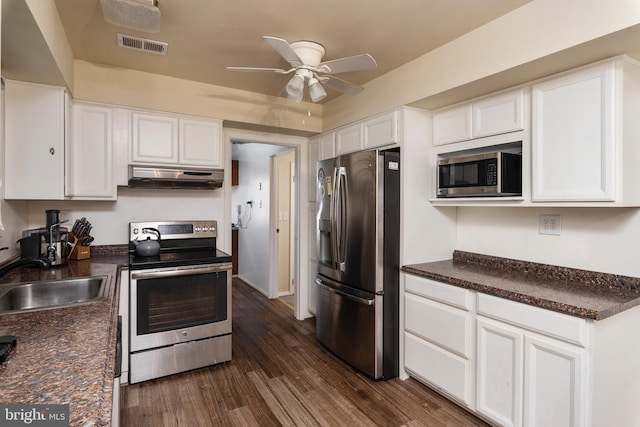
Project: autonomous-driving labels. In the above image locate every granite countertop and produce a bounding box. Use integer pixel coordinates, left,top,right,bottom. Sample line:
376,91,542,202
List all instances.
402,251,640,320
0,252,128,426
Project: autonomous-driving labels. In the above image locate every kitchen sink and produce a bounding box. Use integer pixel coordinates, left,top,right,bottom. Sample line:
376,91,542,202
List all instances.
0,276,109,314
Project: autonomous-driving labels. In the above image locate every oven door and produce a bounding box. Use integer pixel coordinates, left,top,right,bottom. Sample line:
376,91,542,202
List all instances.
130,263,232,352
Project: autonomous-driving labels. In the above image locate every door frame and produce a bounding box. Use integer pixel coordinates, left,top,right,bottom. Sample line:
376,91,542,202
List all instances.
224,128,311,320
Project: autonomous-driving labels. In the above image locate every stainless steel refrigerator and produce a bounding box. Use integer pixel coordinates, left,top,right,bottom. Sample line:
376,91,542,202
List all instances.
315,148,400,379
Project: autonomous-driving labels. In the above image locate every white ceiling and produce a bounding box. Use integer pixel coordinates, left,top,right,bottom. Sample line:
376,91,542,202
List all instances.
50,0,532,103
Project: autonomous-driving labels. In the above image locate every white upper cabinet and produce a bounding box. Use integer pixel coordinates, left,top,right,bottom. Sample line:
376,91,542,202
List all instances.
318,132,335,160
433,89,524,146
179,118,222,167
473,90,524,139
531,56,640,205
335,122,363,155
4,80,66,200
131,110,222,168
363,110,398,149
433,104,472,146
131,112,179,165
320,108,400,158
66,102,116,200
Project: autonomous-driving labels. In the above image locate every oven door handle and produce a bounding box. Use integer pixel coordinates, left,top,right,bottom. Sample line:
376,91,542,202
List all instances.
131,263,232,280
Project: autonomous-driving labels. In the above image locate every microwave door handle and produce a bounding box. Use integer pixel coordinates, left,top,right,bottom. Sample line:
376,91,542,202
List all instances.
336,166,347,272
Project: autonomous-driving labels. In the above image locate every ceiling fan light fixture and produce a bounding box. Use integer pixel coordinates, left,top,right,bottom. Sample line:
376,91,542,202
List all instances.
285,74,305,103
308,77,327,102
100,0,161,33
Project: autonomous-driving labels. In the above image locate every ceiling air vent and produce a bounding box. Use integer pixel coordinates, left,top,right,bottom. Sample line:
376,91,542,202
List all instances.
117,33,168,55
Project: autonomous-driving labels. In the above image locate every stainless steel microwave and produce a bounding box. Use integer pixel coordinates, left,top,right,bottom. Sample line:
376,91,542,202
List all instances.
437,151,522,197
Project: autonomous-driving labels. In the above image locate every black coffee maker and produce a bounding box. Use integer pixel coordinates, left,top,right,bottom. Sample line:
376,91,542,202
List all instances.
19,210,69,266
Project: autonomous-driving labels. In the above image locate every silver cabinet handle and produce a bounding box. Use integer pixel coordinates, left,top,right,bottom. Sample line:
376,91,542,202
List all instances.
315,279,374,306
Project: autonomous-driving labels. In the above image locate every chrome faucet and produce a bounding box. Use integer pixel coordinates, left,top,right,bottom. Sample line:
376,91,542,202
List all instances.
0,257,51,279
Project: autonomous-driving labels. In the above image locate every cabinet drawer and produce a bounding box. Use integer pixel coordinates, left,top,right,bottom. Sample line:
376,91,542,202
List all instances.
405,274,472,310
405,332,472,406
405,293,471,358
477,293,587,346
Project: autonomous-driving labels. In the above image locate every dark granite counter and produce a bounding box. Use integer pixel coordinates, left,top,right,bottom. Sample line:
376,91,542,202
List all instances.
402,251,640,320
0,253,128,426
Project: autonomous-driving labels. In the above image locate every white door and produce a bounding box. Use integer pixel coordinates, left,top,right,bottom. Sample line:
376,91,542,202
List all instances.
476,317,524,427
275,150,295,296
523,335,586,427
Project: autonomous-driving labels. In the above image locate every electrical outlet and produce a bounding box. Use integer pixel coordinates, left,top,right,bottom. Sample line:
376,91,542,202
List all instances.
539,214,561,236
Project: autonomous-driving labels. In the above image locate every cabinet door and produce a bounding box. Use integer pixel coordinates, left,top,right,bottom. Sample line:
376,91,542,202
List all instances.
4,80,65,200
318,132,335,160
363,110,397,149
433,104,472,146
531,61,615,201
477,317,523,427
179,118,222,167
524,335,585,427
131,112,178,164
473,89,524,138
67,103,115,199
336,123,363,155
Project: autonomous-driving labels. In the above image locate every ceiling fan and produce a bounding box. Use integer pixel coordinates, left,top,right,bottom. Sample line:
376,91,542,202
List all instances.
227,36,377,103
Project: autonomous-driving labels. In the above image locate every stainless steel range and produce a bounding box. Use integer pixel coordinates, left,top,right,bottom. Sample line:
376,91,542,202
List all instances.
128,220,232,384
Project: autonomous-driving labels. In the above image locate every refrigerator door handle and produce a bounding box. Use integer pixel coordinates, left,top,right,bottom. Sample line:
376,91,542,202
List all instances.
335,166,347,272
316,279,374,306
330,167,339,269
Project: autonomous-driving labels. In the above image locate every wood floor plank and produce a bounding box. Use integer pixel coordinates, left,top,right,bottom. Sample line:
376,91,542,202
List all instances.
121,278,489,427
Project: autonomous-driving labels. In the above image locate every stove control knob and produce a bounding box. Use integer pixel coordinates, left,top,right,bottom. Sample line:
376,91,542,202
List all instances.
203,226,210,232
132,228,139,235
195,226,201,232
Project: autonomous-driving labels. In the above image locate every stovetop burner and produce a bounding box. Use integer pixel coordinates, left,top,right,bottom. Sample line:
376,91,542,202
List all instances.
128,220,231,270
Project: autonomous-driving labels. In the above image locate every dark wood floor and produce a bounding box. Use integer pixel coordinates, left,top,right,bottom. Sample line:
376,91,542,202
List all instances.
121,278,488,426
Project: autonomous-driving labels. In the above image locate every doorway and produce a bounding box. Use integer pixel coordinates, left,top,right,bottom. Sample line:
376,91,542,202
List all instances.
225,128,312,321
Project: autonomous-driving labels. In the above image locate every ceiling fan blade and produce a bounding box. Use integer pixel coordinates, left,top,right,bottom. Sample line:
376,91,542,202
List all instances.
320,76,363,96
319,54,377,74
227,66,289,73
263,36,303,67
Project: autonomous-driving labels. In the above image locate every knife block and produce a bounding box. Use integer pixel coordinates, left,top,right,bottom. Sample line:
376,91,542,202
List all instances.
68,233,91,260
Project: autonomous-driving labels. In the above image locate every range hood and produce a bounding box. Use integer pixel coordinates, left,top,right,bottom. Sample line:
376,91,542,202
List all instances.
128,166,224,189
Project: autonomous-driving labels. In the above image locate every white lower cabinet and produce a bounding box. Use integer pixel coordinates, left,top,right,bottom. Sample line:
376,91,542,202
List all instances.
476,317,523,427
403,275,474,406
523,335,585,427
402,273,624,427
476,315,585,427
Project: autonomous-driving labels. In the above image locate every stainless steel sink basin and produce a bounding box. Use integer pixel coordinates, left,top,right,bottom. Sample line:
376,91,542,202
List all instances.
0,276,109,314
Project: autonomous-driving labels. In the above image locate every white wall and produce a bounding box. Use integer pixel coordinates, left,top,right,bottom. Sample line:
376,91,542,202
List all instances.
232,143,288,295
24,187,226,248
456,207,640,277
